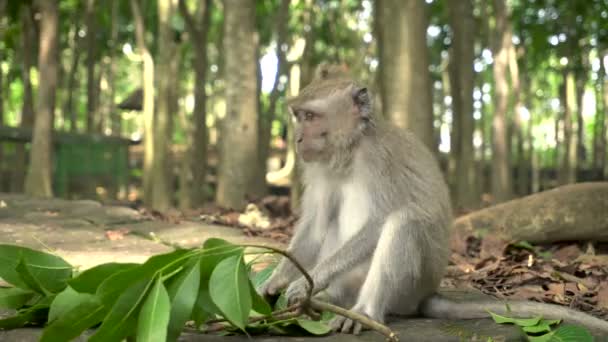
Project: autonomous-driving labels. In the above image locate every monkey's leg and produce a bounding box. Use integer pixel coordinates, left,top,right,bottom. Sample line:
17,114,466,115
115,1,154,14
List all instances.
318,262,369,308
331,211,438,334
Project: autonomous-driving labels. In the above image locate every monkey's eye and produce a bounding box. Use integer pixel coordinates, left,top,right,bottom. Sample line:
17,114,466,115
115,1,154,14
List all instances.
304,111,314,121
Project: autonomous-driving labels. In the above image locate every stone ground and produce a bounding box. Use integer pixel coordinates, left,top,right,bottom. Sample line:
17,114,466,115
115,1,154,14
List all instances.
0,193,557,341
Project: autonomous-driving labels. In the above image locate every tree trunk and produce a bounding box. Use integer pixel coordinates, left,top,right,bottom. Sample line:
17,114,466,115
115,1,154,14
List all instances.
216,0,260,210
508,43,528,196
559,71,578,184
108,0,120,135
85,0,99,133
491,0,513,202
178,0,212,209
592,55,606,179
64,26,82,133
452,182,608,244
149,0,175,211
25,0,58,197
575,74,586,173
130,0,155,207
255,0,291,198
598,53,608,179
603,55,608,179
448,0,476,209
376,0,434,151
13,4,36,193
0,0,6,176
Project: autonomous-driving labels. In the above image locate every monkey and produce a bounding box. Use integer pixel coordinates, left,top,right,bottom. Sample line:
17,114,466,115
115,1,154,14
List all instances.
257,75,608,335
312,62,351,81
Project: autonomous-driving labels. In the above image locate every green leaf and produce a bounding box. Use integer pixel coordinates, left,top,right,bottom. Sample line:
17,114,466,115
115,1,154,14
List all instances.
511,241,535,251
528,325,593,342
488,311,542,327
89,278,154,342
137,276,171,342
251,264,276,289
15,257,49,295
166,258,201,342
274,291,288,310
295,318,332,335
209,254,251,331
521,319,561,334
48,286,95,323
190,238,244,324
249,281,271,315
200,238,243,278
40,297,107,342
69,262,138,294
0,244,72,293
191,285,215,328
96,249,192,304
0,303,49,329
0,287,35,309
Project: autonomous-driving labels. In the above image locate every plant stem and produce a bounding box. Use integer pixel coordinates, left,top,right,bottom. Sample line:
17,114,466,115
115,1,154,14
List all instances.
243,244,314,300
310,299,399,342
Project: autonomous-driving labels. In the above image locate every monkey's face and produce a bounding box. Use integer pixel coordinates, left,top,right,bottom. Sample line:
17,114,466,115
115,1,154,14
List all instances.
292,106,331,162
290,91,362,163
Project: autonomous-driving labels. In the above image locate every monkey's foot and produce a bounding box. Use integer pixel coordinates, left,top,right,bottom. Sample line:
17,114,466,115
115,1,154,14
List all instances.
329,307,378,335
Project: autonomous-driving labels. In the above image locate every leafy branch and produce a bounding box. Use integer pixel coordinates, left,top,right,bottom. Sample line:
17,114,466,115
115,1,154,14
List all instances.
0,239,398,341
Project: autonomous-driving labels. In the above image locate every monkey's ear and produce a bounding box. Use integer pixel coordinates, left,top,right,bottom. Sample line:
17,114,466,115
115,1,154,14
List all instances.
352,87,372,119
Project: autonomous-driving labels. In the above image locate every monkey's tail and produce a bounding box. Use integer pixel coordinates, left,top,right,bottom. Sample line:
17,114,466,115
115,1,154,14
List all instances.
420,293,608,334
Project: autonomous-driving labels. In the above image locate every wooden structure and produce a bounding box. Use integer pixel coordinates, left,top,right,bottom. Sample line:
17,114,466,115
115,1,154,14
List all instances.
0,126,140,198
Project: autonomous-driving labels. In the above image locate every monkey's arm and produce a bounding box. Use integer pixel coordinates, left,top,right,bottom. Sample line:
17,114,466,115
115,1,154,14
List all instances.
259,205,332,296
285,218,381,300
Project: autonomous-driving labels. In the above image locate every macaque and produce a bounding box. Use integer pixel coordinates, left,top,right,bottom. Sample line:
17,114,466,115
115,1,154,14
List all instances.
313,62,350,81
258,75,608,334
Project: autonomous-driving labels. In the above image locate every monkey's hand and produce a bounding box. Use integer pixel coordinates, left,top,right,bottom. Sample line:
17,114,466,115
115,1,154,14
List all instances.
285,276,312,305
257,275,289,298
329,305,377,335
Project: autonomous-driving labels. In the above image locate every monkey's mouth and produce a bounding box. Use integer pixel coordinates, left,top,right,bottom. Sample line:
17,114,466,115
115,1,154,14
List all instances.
300,150,317,162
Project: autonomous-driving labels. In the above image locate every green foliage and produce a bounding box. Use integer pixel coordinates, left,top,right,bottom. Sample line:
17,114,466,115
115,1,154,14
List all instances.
527,325,593,342
0,240,331,339
489,311,592,342
0,244,72,293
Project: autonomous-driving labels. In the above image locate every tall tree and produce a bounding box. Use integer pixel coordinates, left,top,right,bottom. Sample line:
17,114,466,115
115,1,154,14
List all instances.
376,0,434,150
0,0,7,173
178,0,212,209
107,0,120,135
447,0,477,208
508,41,527,196
130,0,155,207
13,4,36,192
25,0,59,197
85,0,100,133
558,71,578,184
491,0,513,202
216,0,260,209
593,52,607,178
63,12,82,133
148,0,176,211
255,0,291,197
